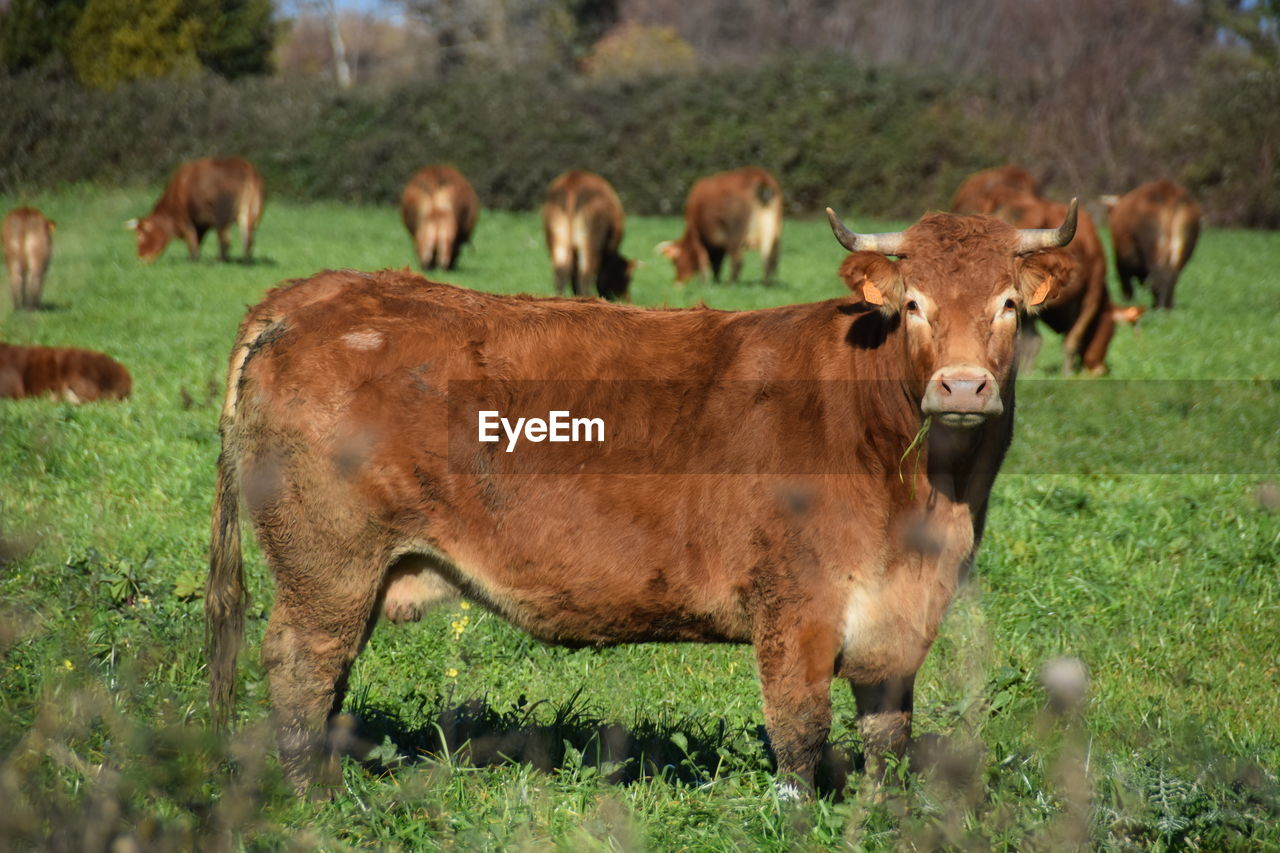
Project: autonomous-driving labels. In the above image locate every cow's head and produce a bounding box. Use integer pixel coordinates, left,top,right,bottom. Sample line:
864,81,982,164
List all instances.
597,253,637,302
126,216,168,262
656,239,700,284
828,202,1077,428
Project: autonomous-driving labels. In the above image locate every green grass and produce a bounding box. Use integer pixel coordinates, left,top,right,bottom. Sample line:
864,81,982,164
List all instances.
2,185,1278,850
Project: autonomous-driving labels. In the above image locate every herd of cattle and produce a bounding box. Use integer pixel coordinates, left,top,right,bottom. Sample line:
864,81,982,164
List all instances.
2,158,1198,403
4,156,1204,799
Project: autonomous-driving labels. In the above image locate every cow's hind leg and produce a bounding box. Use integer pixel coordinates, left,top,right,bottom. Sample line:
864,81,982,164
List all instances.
8,258,25,310
850,675,915,781
259,537,385,796
217,227,232,263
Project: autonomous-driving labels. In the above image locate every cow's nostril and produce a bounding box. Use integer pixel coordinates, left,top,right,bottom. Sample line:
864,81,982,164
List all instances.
940,381,952,395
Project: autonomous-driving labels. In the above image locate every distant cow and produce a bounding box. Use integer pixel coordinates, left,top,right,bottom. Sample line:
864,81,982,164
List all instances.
0,342,131,402
206,201,1078,797
401,165,479,271
951,165,1042,216
3,207,55,311
542,171,633,300
128,158,264,263
1104,180,1201,309
660,167,782,284
989,191,1116,375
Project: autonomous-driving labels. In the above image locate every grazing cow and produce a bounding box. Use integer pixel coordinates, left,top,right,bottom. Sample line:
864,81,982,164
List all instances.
0,342,131,402
951,165,1042,216
205,202,1076,796
542,170,634,300
401,165,480,271
128,158,264,263
3,207,55,311
989,190,1115,375
659,167,782,284
1103,180,1201,309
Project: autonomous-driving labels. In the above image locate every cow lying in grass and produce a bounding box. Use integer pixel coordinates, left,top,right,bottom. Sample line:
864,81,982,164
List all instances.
0,342,132,402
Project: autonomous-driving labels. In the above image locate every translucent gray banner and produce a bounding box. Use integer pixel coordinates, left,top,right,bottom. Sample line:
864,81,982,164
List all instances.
443,380,1279,475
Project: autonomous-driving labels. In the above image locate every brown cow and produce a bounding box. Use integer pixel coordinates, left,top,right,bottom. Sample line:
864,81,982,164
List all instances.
0,342,131,402
128,158,264,263
1104,179,1201,309
3,207,55,311
989,190,1115,375
951,165,1042,216
205,203,1076,796
401,165,480,271
542,170,634,300
659,167,782,284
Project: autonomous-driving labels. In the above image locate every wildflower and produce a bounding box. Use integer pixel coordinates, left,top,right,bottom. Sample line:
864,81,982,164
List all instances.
446,668,458,678
63,660,74,671
460,601,471,610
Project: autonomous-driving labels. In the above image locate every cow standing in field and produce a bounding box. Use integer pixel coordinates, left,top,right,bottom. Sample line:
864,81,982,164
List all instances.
660,167,782,284
1103,180,1201,309
988,190,1118,375
206,201,1078,797
128,158,264,263
3,207,55,311
0,342,131,402
542,171,633,300
950,165,1042,216
401,165,479,271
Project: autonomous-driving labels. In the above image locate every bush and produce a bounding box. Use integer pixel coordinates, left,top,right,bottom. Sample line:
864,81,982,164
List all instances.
1,55,1276,225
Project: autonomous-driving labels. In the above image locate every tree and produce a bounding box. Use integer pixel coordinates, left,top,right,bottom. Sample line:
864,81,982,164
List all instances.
190,0,278,78
69,0,202,90
0,0,87,74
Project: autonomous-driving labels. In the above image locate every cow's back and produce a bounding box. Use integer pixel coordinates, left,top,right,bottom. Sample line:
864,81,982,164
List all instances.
161,158,262,230
1111,179,1201,272
402,166,478,231
952,165,1040,215
3,207,54,309
689,168,781,250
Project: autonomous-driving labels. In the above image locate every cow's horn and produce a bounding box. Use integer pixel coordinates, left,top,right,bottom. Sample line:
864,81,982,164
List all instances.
825,208,906,256
125,218,139,230
1016,198,1078,254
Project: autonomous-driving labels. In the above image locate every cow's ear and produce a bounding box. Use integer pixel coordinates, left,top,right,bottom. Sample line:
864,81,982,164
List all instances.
839,251,902,315
1016,252,1069,313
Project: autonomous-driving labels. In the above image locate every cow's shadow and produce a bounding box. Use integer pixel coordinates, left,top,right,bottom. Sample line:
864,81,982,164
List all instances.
342,690,860,796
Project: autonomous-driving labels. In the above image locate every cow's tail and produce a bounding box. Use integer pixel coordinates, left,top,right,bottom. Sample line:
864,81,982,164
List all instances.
206,323,263,731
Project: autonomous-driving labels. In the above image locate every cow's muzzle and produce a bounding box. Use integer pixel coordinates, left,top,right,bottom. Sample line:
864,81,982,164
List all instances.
922,365,1003,427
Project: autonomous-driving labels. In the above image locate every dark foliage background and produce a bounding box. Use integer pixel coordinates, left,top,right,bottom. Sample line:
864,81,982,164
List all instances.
4,55,1276,225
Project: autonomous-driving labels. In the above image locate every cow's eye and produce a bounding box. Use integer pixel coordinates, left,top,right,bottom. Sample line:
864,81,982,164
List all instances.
905,300,920,314
1004,298,1017,312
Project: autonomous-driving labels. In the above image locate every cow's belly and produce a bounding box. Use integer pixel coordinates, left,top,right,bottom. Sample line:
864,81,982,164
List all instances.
387,477,761,646
391,538,753,646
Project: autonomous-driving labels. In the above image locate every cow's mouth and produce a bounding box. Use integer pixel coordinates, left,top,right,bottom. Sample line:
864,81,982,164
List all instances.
934,412,990,428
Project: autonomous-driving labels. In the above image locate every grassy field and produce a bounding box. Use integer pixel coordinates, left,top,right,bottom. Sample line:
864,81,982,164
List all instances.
1,185,1278,851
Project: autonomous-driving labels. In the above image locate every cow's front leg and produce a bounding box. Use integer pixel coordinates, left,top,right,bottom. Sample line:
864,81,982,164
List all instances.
754,620,839,795
850,674,915,781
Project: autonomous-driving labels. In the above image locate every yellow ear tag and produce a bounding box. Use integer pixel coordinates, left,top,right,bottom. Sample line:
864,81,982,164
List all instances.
862,277,885,306
1030,276,1052,306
